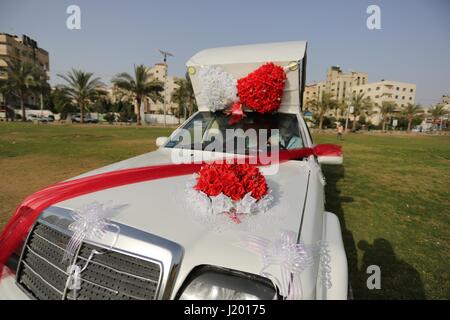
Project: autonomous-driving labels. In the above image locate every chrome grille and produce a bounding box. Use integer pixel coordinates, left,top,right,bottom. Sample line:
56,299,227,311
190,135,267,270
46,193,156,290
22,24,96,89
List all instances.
17,222,162,300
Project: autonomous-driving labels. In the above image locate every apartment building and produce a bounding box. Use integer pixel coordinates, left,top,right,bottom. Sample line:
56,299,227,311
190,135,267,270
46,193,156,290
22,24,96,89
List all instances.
0,33,49,78
304,65,417,125
352,80,416,124
304,66,368,106
143,63,179,115
324,66,368,103
304,83,319,106
0,33,49,108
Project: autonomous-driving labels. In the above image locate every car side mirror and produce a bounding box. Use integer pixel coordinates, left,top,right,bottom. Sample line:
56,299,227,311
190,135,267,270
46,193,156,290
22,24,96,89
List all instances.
317,154,343,165
314,144,343,165
156,136,169,148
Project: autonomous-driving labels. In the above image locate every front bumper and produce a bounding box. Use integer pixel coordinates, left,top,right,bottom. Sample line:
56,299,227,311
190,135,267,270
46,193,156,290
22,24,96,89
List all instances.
0,269,29,300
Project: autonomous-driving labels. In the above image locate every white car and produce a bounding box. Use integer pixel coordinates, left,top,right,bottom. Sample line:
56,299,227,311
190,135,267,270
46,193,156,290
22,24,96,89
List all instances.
0,41,348,300
27,114,50,123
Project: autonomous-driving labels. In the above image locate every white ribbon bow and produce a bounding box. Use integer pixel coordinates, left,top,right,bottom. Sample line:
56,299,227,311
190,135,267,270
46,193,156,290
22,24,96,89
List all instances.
63,202,120,262
239,230,314,300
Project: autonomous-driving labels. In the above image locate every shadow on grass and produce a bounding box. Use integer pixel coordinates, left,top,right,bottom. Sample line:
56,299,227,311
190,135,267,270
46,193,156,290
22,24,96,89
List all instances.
322,165,425,299
357,239,425,299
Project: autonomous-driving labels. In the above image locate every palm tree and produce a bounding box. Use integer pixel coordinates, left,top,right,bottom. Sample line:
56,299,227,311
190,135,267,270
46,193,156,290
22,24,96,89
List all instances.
50,86,75,120
337,101,348,120
171,73,196,120
350,92,373,131
308,92,337,130
185,73,196,117
171,78,188,123
32,66,51,115
428,104,447,130
112,65,163,125
0,78,13,121
402,103,424,132
5,60,38,121
58,69,104,123
380,101,397,131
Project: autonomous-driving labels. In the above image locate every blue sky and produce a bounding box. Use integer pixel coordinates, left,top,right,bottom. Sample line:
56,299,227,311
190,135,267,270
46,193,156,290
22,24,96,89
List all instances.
0,0,449,105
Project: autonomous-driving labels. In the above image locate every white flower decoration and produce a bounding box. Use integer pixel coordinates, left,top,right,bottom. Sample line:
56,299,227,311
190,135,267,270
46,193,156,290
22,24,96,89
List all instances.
197,66,238,111
236,192,257,214
211,193,234,215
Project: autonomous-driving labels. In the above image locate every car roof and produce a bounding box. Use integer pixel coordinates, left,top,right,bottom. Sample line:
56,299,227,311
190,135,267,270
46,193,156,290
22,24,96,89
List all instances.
186,41,307,114
187,41,307,66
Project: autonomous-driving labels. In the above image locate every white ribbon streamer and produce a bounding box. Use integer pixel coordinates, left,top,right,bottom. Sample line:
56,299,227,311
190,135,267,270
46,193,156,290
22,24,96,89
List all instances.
66,264,81,291
65,249,105,299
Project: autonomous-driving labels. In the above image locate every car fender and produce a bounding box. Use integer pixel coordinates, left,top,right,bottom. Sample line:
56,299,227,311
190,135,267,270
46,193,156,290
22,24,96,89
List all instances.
316,211,348,300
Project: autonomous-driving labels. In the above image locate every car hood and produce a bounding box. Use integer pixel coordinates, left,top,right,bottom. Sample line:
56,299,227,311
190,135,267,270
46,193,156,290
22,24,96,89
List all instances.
52,148,312,297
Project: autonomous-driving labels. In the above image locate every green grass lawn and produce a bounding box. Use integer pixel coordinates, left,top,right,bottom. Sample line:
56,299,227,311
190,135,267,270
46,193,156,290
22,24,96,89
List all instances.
316,133,449,300
0,122,449,299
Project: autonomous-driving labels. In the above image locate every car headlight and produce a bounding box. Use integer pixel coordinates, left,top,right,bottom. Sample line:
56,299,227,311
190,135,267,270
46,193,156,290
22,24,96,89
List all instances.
177,265,278,300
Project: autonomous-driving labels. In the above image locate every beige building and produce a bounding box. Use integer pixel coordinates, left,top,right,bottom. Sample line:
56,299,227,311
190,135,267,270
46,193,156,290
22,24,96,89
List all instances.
441,95,450,105
353,80,416,124
304,83,319,106
143,63,179,115
304,65,417,125
304,66,368,106
0,33,49,78
323,66,368,103
0,33,49,108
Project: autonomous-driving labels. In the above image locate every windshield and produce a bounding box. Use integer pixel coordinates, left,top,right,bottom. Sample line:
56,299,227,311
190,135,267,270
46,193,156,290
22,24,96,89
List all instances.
165,111,304,154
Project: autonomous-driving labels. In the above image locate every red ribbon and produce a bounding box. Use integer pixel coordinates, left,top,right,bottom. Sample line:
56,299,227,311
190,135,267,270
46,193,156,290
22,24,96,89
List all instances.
227,102,245,125
0,145,341,278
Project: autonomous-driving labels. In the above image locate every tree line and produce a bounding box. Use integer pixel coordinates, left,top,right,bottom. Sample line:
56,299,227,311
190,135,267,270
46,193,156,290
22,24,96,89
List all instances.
0,61,196,125
305,92,448,132
1,60,447,130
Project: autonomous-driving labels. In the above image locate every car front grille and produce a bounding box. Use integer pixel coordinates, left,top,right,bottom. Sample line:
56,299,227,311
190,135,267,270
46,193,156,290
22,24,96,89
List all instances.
17,222,162,300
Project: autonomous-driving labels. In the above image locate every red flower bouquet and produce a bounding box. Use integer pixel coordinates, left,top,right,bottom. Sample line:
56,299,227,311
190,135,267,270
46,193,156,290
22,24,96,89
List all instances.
194,163,268,201
187,163,273,223
236,62,287,114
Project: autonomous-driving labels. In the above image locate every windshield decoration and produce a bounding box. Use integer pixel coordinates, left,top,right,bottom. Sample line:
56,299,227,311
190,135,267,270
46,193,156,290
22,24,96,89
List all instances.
197,65,238,112
197,62,289,123
235,62,287,114
225,101,246,125
186,163,274,225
